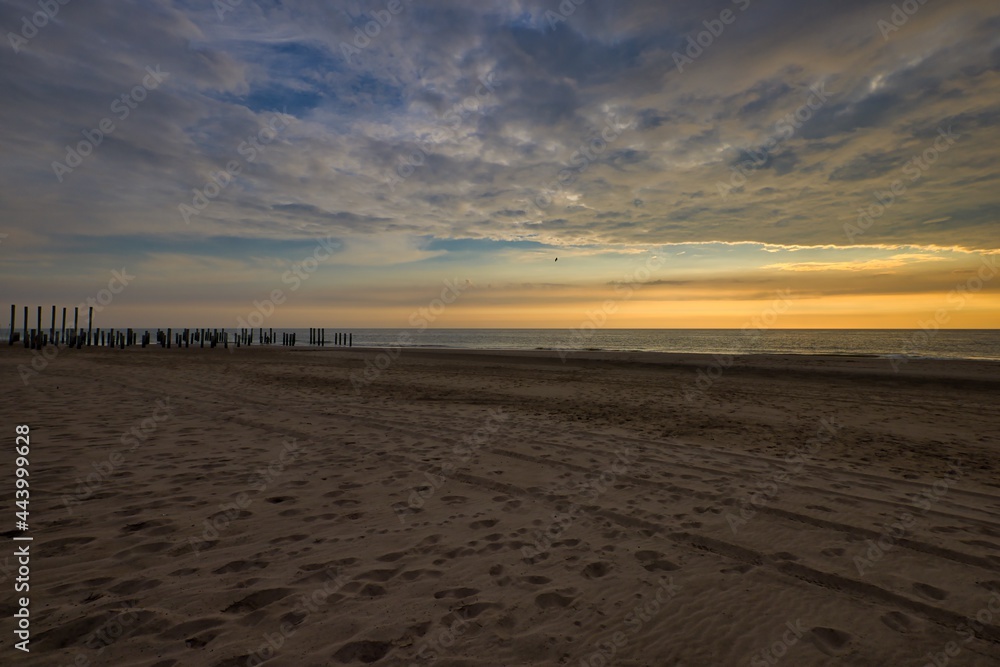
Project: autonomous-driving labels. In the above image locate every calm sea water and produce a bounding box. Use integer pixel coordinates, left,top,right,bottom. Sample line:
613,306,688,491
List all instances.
5,328,999,361
332,329,1000,361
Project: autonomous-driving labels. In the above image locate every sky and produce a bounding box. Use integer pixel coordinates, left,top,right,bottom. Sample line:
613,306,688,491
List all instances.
0,0,998,328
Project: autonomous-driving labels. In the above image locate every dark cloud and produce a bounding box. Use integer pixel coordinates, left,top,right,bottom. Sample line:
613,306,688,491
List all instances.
0,0,997,269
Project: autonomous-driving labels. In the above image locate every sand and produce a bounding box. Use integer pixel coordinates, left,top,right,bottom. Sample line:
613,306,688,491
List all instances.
1,345,999,666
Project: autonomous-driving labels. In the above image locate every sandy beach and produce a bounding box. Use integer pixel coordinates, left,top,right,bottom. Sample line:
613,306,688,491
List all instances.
1,345,999,667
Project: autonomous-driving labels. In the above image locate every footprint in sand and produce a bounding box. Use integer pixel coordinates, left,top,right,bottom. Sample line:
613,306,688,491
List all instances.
535,589,577,609
457,601,501,619
433,587,479,599
806,505,834,513
720,564,754,574
356,583,387,597
184,631,218,649
634,550,680,572
771,552,799,562
332,640,392,664
359,569,398,582
912,582,949,601
881,611,916,633
807,627,853,656
582,561,613,579
222,588,293,614
213,560,267,574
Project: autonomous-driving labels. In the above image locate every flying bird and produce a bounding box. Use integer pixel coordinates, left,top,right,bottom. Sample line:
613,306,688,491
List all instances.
554,257,558,262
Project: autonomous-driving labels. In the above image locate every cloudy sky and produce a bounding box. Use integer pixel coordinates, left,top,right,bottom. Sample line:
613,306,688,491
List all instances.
1,0,998,327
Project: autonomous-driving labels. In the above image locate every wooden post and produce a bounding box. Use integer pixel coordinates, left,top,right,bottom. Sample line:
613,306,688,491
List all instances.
49,305,55,342
87,306,93,346
7,304,14,346
61,307,67,346
349,333,352,347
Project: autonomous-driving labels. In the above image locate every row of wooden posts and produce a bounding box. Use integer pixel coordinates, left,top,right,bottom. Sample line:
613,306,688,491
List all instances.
6,305,352,350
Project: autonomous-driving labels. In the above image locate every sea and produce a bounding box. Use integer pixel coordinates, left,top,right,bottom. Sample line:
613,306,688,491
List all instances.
5,328,1000,361
308,329,1000,361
